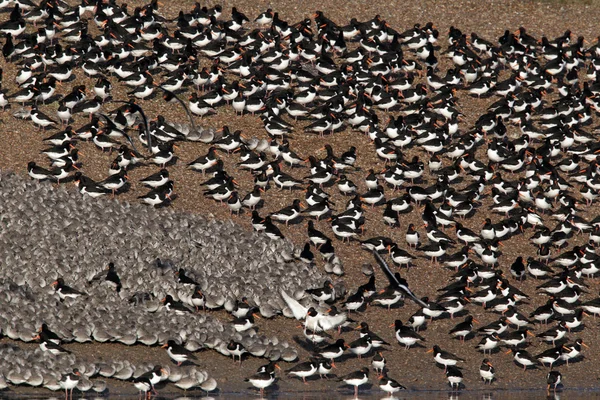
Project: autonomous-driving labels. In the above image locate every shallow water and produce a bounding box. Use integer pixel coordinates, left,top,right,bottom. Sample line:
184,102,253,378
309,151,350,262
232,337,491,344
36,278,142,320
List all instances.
210,391,600,400
170,391,598,400
3,391,600,400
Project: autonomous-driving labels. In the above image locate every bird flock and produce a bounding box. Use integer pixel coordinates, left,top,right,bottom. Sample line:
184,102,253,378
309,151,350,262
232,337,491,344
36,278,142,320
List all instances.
2,0,600,397
0,172,323,397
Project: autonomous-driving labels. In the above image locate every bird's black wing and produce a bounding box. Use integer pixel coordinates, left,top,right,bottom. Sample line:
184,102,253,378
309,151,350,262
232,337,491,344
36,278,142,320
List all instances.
158,85,197,138
371,249,428,307
97,113,137,152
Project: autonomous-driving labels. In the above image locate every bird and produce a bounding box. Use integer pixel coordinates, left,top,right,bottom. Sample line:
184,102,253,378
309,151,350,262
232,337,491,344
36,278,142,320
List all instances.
449,315,477,342
37,324,61,345
286,360,318,384
162,340,198,366
446,365,463,391
370,249,427,307
547,370,562,392
88,262,122,292
35,332,71,355
475,333,501,355
162,295,194,315
372,351,386,374
508,349,539,371
535,346,563,369
30,106,57,130
510,256,526,281
139,169,170,188
348,335,373,359
176,268,199,286
227,340,247,363
317,339,347,366
190,286,206,312
52,278,86,300
428,345,464,371
378,373,407,395
59,369,81,400
356,322,390,348
132,374,154,399
338,367,369,397
27,161,55,181
561,338,588,365
393,319,425,349
315,359,333,379
343,288,366,312
132,366,166,397
479,358,495,384
245,364,278,397
305,280,336,303
232,313,259,332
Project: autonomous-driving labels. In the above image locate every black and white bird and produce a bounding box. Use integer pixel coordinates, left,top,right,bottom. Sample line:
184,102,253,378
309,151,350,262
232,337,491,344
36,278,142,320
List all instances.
378,373,407,395
162,340,198,366
445,365,463,391
286,360,318,384
547,370,562,393
59,370,81,400
479,358,495,384
371,249,427,307
132,366,166,397
428,345,464,371
338,367,369,397
52,278,86,300
245,365,278,397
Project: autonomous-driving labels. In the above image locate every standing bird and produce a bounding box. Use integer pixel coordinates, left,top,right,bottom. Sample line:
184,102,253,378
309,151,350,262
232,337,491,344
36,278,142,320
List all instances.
508,349,539,371
245,363,279,397
510,256,526,281
338,367,369,397
227,340,247,363
372,352,386,374
378,373,407,395
475,333,500,355
140,169,170,188
356,322,390,348
31,106,58,130
446,365,463,391
547,370,562,393
162,340,198,366
449,315,477,342
317,339,347,366
348,335,373,359
59,369,81,400
88,262,121,292
428,345,464,371
132,374,154,399
286,360,318,384
479,358,495,384
132,366,166,397
393,319,425,349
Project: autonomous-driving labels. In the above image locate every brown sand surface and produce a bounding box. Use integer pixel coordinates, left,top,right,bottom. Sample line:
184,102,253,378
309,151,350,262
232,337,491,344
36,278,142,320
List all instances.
3,0,600,397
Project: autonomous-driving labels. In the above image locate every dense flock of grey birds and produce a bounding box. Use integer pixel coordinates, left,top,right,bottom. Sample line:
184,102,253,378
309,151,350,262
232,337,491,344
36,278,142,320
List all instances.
0,172,323,396
3,0,600,396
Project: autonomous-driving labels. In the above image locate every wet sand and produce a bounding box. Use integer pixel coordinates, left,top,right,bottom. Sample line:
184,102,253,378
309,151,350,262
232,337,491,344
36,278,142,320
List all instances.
2,0,600,397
